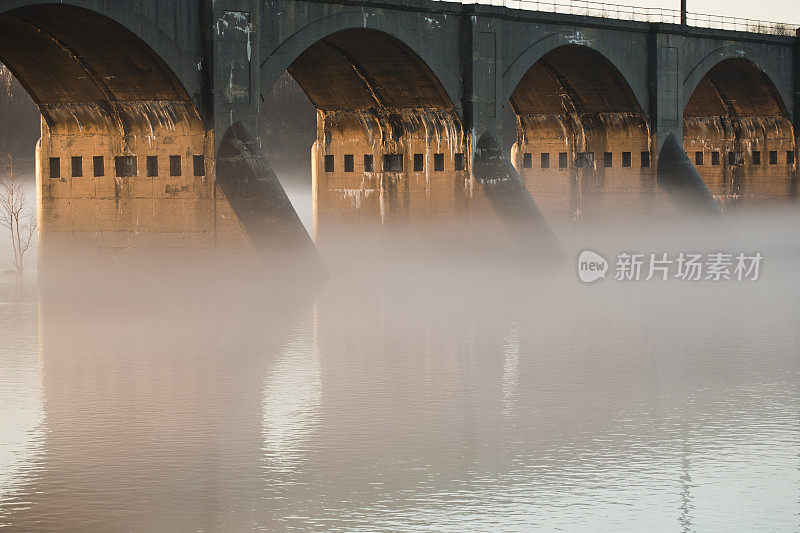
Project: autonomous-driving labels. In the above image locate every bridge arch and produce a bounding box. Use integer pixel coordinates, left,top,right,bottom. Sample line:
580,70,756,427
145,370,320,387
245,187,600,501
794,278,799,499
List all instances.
260,13,462,112
0,1,202,106
0,3,214,256
506,43,656,222
682,55,796,207
262,25,470,237
0,3,201,131
285,28,453,112
682,45,791,115
502,32,648,116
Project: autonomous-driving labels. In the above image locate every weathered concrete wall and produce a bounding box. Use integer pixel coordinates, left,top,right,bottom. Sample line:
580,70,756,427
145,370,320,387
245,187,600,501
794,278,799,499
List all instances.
681,56,798,206
1,0,798,261
683,117,797,206
267,2,797,229
312,109,503,239
511,115,663,221
37,112,218,257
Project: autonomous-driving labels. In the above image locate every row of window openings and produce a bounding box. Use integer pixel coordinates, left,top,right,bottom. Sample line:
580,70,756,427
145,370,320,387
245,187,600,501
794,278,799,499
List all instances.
521,150,797,169
693,150,795,166
522,152,648,169
324,153,466,173
48,155,206,179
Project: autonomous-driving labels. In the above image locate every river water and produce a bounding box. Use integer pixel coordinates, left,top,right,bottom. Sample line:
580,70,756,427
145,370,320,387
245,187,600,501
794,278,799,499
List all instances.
0,198,798,531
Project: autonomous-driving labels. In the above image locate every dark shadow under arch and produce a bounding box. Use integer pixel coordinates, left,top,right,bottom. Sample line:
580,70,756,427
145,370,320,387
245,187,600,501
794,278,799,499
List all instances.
684,57,788,119
0,4,199,130
510,45,644,116
260,13,462,112
286,28,453,112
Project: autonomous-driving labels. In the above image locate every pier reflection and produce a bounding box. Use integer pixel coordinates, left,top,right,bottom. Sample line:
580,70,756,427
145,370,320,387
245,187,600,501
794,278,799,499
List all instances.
0,213,798,531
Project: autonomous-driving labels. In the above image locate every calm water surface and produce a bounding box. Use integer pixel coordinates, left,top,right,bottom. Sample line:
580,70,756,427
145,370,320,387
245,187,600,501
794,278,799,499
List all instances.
0,209,798,532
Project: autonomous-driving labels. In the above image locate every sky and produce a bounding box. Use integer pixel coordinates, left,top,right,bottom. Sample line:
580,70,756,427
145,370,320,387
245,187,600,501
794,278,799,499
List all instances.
603,0,799,25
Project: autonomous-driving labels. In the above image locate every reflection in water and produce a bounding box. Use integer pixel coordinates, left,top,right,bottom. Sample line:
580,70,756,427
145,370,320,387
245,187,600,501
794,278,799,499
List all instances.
0,210,799,531
501,322,520,418
0,280,44,524
262,308,322,470
678,417,694,533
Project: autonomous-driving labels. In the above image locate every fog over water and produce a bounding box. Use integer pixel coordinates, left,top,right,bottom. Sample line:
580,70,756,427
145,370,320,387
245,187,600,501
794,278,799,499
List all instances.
0,182,798,531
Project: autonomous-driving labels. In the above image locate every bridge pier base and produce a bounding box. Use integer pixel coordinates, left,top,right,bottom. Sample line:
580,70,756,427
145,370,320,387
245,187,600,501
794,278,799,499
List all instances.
657,134,721,215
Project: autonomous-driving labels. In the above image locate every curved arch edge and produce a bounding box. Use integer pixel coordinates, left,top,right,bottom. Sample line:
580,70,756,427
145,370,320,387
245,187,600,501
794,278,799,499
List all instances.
0,1,203,106
259,10,463,115
682,45,792,116
502,32,650,118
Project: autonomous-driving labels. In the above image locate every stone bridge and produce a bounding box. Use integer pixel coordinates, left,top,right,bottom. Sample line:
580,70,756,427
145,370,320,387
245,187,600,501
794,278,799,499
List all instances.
0,0,797,260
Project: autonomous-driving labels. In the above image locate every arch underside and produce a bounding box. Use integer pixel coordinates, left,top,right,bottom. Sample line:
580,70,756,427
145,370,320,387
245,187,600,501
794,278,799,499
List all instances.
684,58,787,118
0,4,199,132
509,45,656,221
683,58,796,206
510,45,642,116
287,29,451,111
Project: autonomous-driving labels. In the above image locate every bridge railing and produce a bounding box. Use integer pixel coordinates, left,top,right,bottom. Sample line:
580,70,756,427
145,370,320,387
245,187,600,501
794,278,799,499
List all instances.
463,0,798,36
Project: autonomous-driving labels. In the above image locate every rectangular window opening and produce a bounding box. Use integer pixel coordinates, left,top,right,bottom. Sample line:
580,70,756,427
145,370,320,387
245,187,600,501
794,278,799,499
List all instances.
622,152,631,168
344,154,354,173
364,154,374,172
787,151,795,166
540,153,550,169
454,153,465,172
323,155,334,173
576,152,594,168
641,151,651,168
169,155,182,176
71,156,82,177
559,152,568,169
115,156,137,177
383,154,403,172
49,157,60,179
729,151,743,166
769,150,778,164
603,152,613,168
711,151,720,166
93,156,104,177
433,153,445,172
193,155,206,176
695,151,703,166
413,153,424,172
752,151,761,165
522,153,532,169
147,156,159,177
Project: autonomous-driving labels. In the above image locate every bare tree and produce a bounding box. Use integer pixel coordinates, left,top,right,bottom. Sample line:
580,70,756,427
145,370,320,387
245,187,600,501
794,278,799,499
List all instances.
0,64,39,163
0,154,35,273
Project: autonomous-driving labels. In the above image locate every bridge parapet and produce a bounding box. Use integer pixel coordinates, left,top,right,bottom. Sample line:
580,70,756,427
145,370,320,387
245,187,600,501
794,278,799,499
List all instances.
462,0,797,36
